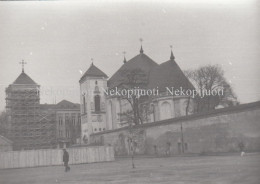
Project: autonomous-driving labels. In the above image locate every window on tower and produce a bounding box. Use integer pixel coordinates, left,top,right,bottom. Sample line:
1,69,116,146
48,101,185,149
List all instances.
83,96,86,114
94,95,101,112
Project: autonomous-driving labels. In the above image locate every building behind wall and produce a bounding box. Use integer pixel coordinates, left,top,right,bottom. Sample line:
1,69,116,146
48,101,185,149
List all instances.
55,100,81,148
38,100,81,149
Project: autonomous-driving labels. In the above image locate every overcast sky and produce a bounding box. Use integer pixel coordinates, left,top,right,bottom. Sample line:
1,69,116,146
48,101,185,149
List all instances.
0,0,259,111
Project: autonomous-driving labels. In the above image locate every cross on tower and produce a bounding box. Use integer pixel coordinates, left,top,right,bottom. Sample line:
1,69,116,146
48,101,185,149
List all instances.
19,60,27,73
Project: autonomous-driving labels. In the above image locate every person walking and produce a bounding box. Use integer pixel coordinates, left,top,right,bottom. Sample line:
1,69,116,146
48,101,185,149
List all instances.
63,148,70,172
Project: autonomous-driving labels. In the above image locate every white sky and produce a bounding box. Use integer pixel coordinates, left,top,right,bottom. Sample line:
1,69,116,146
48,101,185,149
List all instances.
0,0,259,111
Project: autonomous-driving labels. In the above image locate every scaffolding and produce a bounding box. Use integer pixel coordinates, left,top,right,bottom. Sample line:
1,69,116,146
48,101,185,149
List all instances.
5,86,56,150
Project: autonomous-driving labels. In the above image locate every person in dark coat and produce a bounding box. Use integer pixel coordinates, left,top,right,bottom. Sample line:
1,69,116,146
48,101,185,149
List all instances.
63,148,70,172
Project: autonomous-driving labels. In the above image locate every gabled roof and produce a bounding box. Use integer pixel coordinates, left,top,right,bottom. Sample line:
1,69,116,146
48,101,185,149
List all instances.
13,72,38,85
108,53,158,88
55,100,80,110
80,63,108,82
39,100,80,110
148,56,194,93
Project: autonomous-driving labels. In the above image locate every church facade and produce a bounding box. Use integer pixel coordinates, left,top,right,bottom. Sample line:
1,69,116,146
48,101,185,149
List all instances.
79,46,195,142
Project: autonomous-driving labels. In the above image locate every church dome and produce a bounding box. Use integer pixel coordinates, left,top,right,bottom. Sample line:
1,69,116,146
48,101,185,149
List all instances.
148,52,194,93
108,48,158,88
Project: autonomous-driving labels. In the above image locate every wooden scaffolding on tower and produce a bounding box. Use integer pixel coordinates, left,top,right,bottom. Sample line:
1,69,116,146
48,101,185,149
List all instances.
6,86,56,151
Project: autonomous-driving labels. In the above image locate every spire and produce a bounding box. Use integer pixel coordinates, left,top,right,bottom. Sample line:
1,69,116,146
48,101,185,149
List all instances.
123,51,127,64
139,38,144,54
91,58,94,66
19,60,27,73
140,45,144,54
170,45,175,60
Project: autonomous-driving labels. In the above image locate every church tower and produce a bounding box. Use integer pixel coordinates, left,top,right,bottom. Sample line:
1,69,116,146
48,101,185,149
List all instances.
6,61,40,150
79,62,108,144
5,61,57,150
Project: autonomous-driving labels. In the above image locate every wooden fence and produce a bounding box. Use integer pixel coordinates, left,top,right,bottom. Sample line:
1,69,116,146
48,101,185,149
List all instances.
0,146,114,169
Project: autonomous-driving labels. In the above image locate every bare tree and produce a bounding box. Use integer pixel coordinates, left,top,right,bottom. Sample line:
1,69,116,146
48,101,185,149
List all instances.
118,112,145,169
108,68,150,168
185,65,238,112
117,68,148,125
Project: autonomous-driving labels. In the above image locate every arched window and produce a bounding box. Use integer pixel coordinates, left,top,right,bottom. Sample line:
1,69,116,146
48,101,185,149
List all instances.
160,101,172,120
150,104,155,122
94,95,101,112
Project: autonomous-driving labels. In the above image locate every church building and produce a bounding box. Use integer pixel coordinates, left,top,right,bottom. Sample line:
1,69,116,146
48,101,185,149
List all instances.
79,46,195,142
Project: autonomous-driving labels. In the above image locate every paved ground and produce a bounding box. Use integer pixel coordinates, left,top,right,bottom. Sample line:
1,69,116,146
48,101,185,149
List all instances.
0,154,260,184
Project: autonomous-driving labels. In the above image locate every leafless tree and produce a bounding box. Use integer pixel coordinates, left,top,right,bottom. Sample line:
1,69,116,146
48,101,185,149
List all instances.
117,68,148,125
185,64,238,112
118,108,147,169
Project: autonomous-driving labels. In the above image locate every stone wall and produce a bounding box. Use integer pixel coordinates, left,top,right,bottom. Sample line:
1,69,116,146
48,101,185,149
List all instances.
90,101,260,156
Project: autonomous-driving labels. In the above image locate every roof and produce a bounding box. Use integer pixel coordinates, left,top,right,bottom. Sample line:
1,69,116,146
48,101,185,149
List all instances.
148,57,194,93
108,52,158,88
13,72,38,85
39,100,80,110
80,63,108,82
0,135,13,144
55,100,80,110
